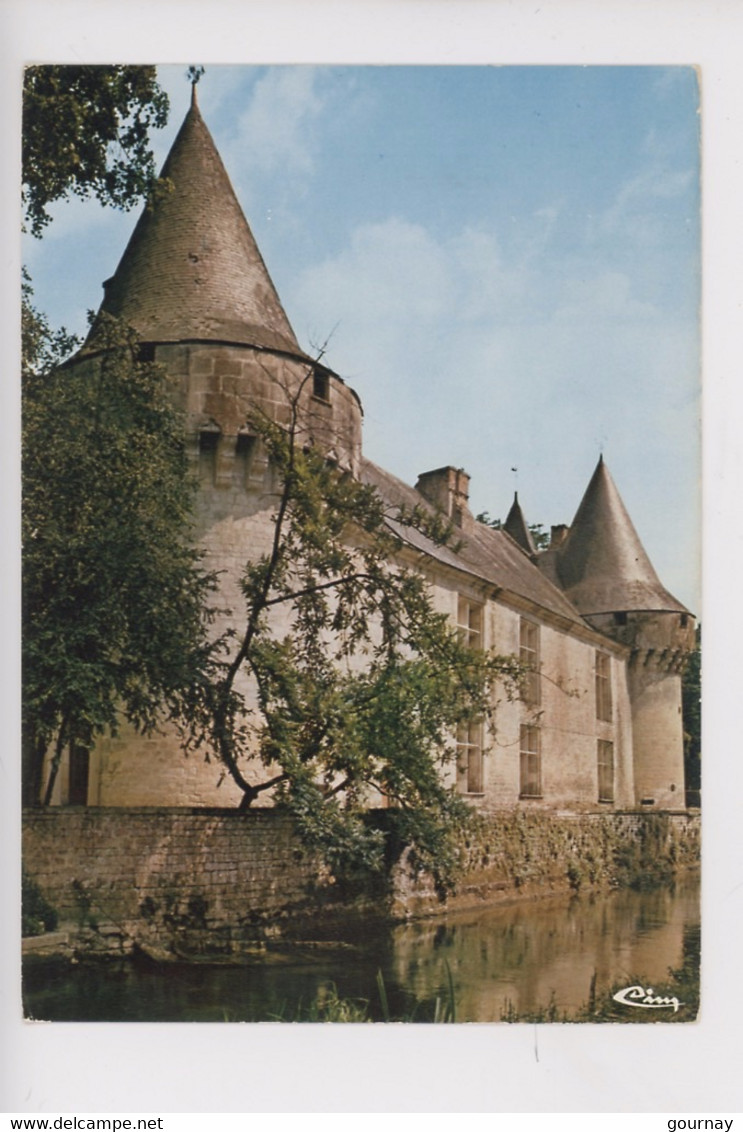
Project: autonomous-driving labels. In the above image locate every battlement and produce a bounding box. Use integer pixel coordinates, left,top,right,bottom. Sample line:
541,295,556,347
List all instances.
583,609,696,673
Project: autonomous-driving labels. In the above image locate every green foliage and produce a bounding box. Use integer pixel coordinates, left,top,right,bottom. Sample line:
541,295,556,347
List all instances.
23,65,169,236
580,924,700,1023
500,991,566,1023
528,523,550,551
22,305,217,804
476,511,502,530
476,512,549,550
499,925,700,1023
270,967,457,1023
21,269,80,374
274,983,372,1023
190,371,523,886
612,814,675,890
22,873,58,937
682,624,701,805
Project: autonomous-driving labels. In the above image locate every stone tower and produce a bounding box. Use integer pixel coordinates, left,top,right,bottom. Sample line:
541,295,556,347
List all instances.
92,84,363,479
553,456,695,809
58,87,363,806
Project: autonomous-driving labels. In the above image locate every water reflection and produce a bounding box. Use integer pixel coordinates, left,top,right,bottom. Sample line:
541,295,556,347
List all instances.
23,876,699,1023
386,878,699,1020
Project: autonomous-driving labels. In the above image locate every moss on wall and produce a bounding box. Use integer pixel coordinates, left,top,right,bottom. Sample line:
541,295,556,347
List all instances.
22,807,699,959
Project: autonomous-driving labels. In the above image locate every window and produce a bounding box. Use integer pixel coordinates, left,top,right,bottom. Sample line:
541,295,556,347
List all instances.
595,652,613,722
519,725,541,798
519,618,540,705
312,370,330,402
457,721,484,794
198,427,220,483
456,597,484,793
234,431,256,486
457,597,482,649
597,740,615,802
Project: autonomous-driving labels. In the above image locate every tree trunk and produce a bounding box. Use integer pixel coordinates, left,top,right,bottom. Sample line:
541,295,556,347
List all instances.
42,718,69,806
22,731,46,807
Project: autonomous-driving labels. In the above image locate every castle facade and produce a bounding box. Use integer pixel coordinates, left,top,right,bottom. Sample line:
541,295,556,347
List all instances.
44,89,695,815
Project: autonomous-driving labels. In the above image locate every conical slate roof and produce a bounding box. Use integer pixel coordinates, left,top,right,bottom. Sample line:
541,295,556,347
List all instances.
557,456,688,615
93,86,303,356
503,492,537,555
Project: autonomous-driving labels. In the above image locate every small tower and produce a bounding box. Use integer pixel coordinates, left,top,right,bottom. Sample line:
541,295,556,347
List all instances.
555,457,695,809
503,492,537,556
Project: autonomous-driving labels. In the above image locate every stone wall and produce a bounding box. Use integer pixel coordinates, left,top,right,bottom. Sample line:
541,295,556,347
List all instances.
22,808,386,960
22,807,700,960
391,808,700,918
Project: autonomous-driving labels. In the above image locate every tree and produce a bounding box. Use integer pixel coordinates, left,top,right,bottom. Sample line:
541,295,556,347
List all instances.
22,65,169,236
22,304,217,805
476,511,550,550
21,66,214,806
187,368,523,885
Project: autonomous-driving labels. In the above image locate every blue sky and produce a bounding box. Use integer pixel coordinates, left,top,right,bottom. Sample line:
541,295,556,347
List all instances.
24,64,701,611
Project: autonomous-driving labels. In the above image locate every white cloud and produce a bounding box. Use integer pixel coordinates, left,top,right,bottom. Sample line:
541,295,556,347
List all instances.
286,200,699,609
592,163,695,248
234,67,327,179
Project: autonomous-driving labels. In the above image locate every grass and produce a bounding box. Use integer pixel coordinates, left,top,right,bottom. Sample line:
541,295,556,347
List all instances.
268,963,458,1023
268,925,699,1023
500,924,700,1024
22,872,58,937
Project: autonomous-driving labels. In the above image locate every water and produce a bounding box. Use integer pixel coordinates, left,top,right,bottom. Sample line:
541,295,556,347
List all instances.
23,876,699,1023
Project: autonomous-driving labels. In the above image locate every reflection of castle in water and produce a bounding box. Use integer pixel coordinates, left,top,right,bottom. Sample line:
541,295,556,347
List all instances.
386,878,700,1020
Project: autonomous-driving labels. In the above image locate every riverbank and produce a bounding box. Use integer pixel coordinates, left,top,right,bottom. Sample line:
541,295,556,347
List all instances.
22,806,699,963
22,876,701,1023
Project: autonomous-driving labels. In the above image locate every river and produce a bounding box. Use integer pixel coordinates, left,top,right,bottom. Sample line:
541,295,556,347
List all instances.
23,875,700,1023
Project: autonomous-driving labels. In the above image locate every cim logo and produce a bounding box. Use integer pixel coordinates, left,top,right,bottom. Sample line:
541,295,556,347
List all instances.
612,984,683,1013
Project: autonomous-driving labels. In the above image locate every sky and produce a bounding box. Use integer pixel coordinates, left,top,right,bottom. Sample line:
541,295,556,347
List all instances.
23,63,702,613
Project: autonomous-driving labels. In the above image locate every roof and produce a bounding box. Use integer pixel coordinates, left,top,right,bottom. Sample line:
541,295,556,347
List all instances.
554,456,688,615
361,459,586,626
503,493,537,555
87,87,304,358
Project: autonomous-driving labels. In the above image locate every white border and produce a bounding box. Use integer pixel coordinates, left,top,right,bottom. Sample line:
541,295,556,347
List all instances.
3,0,742,1114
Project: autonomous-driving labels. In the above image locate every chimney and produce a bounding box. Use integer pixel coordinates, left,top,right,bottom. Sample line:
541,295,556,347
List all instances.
416,466,471,526
550,524,570,549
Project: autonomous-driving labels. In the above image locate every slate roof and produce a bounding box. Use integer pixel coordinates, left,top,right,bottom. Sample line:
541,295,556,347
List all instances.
361,459,586,626
89,86,305,358
554,456,688,615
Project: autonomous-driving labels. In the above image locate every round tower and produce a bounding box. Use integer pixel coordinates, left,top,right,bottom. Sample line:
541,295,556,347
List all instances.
556,457,695,810
85,84,363,483
53,86,364,807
